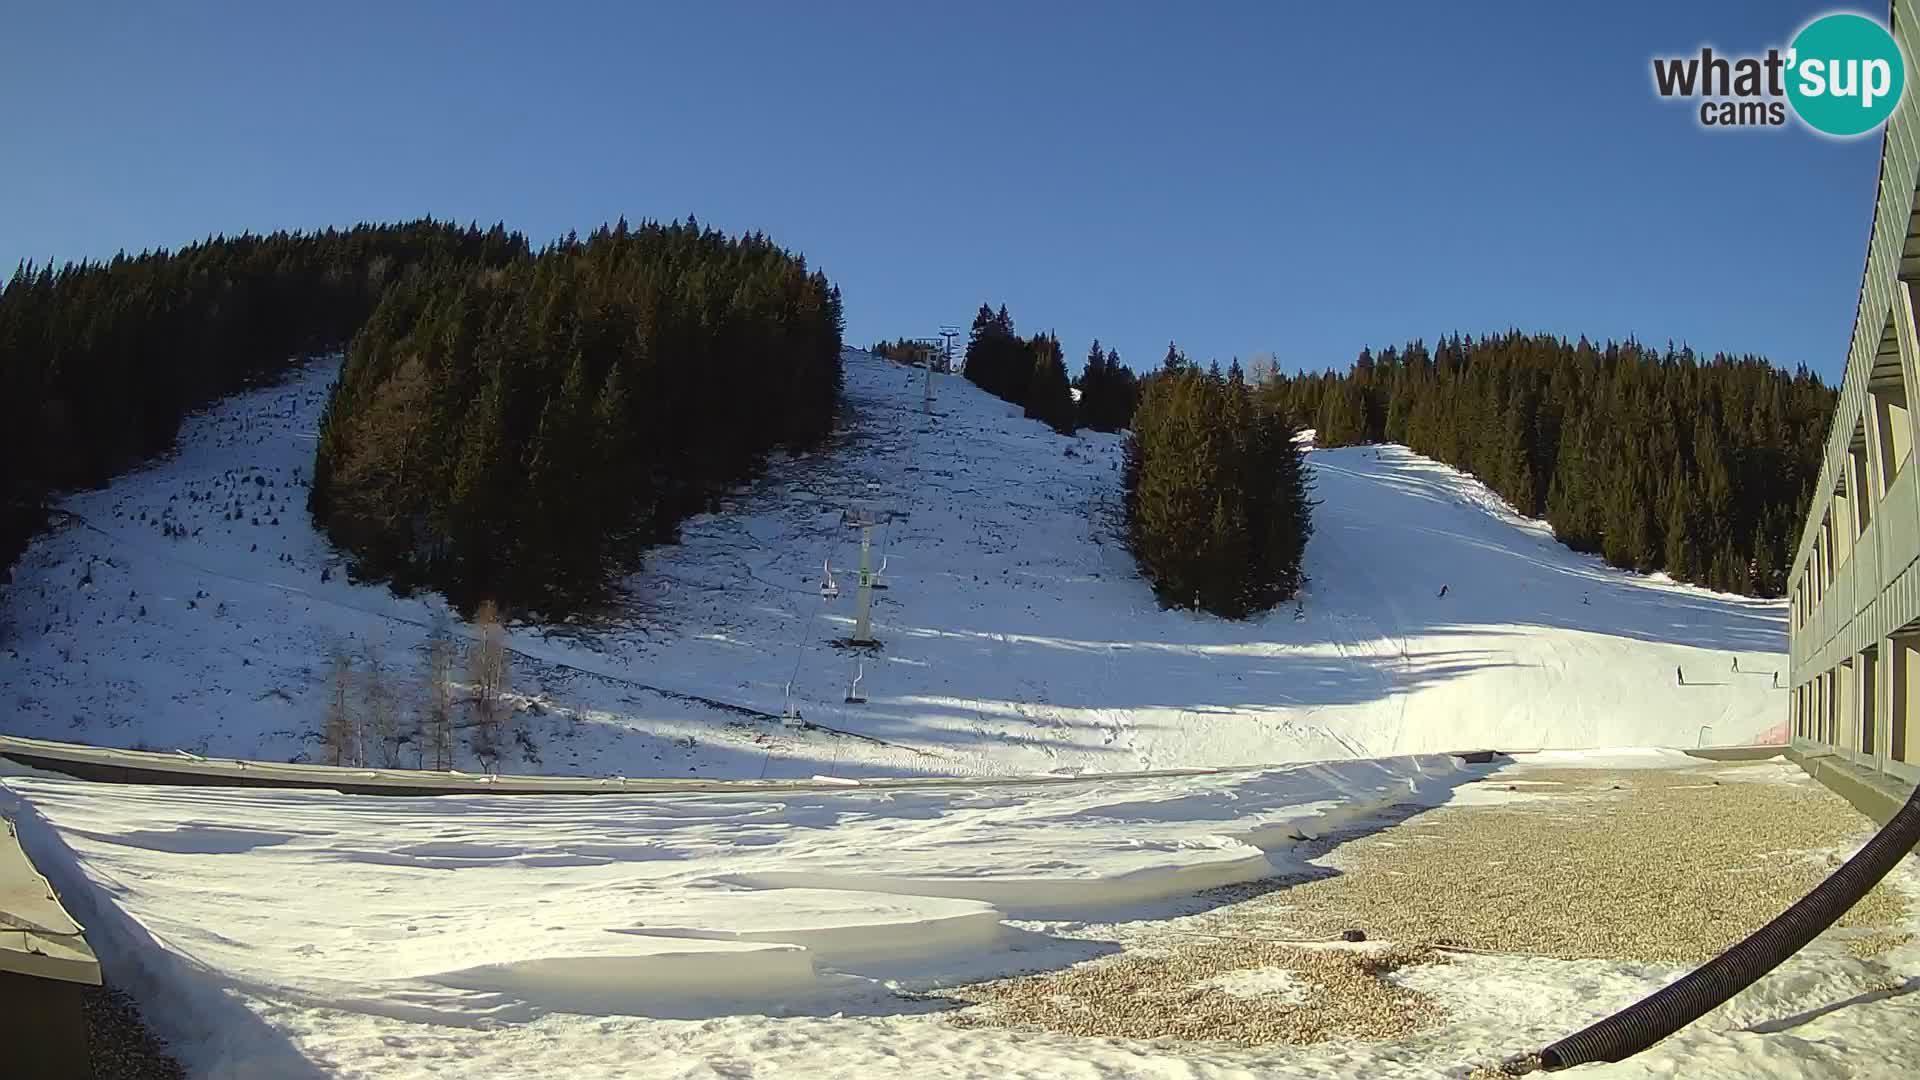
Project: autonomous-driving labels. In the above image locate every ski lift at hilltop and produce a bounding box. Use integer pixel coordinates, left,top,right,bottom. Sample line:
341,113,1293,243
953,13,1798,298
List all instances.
871,553,890,591
820,557,839,600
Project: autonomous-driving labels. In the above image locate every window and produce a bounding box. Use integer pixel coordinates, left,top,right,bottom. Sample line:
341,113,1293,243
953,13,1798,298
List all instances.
1862,647,1878,757
1889,635,1912,763
1848,427,1873,533
1820,671,1833,744
1876,307,1914,494
1831,489,1854,566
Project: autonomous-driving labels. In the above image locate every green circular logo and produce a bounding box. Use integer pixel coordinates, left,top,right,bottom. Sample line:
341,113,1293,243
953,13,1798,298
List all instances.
1787,13,1906,136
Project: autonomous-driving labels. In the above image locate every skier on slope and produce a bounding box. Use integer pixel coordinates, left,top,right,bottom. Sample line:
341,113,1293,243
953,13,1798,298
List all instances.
1437,584,1448,599
1676,665,1684,686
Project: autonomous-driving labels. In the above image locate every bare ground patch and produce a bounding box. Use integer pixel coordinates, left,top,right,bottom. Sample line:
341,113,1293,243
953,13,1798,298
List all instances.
948,941,1446,1045
1209,764,1907,965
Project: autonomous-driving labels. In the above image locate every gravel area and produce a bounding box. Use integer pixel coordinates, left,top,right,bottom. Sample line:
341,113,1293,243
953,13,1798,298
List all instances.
949,941,1446,1045
945,759,1911,1048
83,985,186,1080
1206,762,1907,965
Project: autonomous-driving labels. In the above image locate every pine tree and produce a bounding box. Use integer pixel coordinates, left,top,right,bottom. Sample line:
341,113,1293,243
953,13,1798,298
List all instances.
1079,346,1140,432
1023,332,1076,434
963,301,1030,407
1078,339,1108,431
1665,466,1695,581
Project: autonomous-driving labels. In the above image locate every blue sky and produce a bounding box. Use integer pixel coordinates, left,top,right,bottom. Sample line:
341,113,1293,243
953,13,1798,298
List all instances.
0,2,1886,381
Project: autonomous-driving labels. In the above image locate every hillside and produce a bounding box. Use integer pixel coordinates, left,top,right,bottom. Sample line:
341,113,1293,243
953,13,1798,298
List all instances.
0,349,1789,777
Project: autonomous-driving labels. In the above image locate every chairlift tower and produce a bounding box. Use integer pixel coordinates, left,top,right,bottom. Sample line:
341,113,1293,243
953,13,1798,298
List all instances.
939,326,959,373
841,506,891,646
931,326,959,412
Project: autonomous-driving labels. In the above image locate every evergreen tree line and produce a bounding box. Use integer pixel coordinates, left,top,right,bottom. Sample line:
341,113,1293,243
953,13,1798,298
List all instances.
1078,338,1142,433
1124,346,1314,618
870,337,943,366
310,219,844,614
961,303,1140,434
1264,332,1836,596
0,221,527,582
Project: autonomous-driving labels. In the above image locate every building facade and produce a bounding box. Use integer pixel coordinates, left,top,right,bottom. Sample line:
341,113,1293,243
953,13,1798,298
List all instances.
1788,0,1920,792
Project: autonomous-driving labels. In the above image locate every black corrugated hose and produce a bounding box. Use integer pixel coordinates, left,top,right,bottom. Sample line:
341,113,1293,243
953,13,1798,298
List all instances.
1509,780,1920,1072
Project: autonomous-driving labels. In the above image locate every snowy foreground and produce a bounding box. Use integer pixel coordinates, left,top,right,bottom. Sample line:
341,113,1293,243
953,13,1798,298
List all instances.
4,749,1915,1079
0,350,1788,779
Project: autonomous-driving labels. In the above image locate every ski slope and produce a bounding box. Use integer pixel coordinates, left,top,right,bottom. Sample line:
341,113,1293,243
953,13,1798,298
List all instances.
0,349,1789,778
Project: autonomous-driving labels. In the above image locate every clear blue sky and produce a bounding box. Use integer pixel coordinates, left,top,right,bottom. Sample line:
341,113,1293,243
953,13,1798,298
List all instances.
0,1,1886,381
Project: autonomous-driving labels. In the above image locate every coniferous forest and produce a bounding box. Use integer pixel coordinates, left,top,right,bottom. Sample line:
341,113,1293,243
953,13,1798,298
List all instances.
958,306,1307,618
3,224,1833,620
0,221,528,581
310,220,844,614
1077,338,1141,434
1,218,840,617
1125,347,1315,618
1263,333,1836,597
961,304,1140,435
870,337,942,366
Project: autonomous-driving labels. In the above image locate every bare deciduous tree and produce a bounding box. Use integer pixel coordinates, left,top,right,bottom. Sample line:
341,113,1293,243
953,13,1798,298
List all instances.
423,612,454,770
323,645,358,766
469,600,510,764
1247,352,1280,388
364,636,402,768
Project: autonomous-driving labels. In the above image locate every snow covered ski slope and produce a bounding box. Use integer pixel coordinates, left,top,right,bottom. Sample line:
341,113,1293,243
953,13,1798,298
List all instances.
0,349,1788,778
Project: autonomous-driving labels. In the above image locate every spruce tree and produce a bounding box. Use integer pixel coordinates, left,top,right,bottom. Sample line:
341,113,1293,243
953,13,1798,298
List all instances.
1125,365,1313,617
1025,332,1076,434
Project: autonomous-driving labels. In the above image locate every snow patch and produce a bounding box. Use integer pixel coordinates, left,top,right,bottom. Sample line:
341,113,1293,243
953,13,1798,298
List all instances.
1197,965,1309,1002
